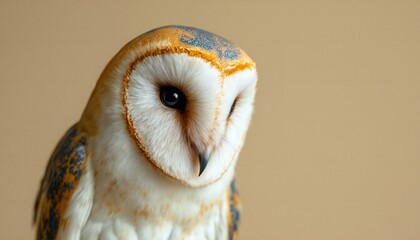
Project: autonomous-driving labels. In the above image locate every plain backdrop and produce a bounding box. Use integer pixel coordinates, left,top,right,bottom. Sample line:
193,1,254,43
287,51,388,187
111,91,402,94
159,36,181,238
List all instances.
1,1,420,239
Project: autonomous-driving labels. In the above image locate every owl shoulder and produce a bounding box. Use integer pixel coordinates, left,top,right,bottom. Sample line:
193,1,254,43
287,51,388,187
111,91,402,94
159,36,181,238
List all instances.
34,124,93,239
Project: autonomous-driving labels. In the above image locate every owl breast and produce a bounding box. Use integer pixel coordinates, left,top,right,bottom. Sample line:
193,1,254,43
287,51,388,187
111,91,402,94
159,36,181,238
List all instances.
80,192,229,240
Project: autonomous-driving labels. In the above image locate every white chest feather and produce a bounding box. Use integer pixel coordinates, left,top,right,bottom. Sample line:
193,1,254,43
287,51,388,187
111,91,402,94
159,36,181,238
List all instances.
80,197,229,240
79,170,230,240
76,135,233,240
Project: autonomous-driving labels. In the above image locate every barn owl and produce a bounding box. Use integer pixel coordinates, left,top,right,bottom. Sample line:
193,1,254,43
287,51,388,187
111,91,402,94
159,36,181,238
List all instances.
34,25,257,240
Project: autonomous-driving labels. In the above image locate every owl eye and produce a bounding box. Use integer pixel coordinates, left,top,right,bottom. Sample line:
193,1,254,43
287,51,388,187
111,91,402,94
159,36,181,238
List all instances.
228,98,237,118
160,86,187,111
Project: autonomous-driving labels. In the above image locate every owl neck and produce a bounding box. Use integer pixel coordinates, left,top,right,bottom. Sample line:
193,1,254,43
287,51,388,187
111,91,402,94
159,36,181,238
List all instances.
86,125,235,223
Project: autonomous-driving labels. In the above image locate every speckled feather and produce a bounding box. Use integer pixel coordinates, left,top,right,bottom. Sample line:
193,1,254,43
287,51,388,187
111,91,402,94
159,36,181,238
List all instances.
152,26,241,61
228,179,241,240
125,25,255,75
34,125,87,240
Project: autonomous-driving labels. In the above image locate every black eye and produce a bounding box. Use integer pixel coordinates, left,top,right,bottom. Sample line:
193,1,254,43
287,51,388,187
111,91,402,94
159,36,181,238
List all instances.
228,98,237,118
160,86,186,111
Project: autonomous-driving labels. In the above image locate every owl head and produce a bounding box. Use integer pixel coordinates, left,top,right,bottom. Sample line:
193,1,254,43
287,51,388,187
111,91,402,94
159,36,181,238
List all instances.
80,26,257,188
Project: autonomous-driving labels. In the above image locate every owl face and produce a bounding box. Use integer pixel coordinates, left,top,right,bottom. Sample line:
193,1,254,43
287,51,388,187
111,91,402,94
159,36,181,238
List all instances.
83,26,257,187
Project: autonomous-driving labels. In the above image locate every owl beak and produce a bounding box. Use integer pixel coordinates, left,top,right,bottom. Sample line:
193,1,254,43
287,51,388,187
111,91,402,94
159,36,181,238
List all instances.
198,153,210,176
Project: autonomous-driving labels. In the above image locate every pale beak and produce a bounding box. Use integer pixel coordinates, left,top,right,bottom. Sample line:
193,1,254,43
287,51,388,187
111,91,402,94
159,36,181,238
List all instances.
198,152,210,176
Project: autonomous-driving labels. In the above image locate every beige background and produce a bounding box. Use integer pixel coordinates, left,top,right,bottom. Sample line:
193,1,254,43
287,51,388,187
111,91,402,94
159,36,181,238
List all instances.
1,0,420,239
